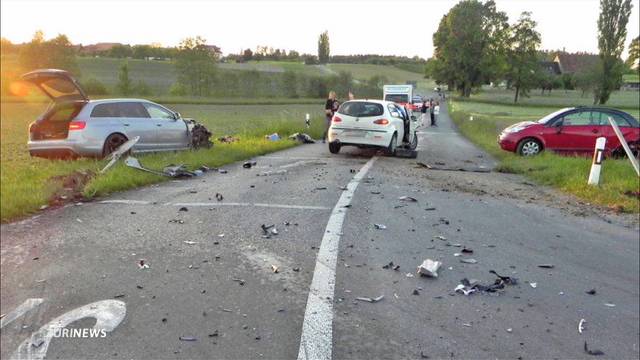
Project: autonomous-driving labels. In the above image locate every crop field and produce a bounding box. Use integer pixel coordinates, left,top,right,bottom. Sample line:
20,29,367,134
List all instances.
449,100,640,213
0,100,325,222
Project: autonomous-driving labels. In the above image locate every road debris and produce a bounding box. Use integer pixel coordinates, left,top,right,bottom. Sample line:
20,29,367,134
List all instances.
100,136,140,173
455,271,518,295
530,282,537,288
271,265,280,273
183,241,197,245
189,121,213,148
538,264,555,269
586,289,597,295
398,196,418,202
604,303,616,307
382,262,394,269
412,289,420,295
584,341,605,356
243,161,257,168
124,156,204,178
416,161,491,173
289,132,316,144
460,258,477,264
179,336,197,342
356,295,384,303
215,193,224,201
578,319,586,334
374,224,387,230
434,235,447,241
232,278,245,286
257,170,287,177
218,135,239,143
138,259,149,269
265,133,281,141
169,219,185,224
179,207,188,212
417,259,442,278
461,248,473,254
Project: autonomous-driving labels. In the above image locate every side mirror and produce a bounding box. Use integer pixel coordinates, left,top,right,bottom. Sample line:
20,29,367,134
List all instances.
174,112,181,120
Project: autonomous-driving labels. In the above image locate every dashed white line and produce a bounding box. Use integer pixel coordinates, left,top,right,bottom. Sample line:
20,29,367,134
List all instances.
297,156,378,360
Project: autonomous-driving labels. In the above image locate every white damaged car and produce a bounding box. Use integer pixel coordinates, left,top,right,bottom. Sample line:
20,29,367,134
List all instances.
327,99,419,155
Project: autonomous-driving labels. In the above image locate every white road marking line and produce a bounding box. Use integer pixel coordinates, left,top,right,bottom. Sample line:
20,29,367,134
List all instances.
0,298,44,329
297,156,378,360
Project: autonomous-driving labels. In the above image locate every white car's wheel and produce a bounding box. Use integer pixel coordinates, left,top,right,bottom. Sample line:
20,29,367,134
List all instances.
409,132,418,150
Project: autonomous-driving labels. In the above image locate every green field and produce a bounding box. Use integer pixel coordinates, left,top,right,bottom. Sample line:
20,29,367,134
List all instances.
0,100,325,222
449,100,640,213
460,86,640,110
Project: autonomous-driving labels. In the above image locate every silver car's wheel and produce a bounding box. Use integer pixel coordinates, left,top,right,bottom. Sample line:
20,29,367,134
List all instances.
103,133,128,158
518,139,542,156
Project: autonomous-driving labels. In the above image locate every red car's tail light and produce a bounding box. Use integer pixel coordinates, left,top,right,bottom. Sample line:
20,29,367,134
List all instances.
332,116,342,123
68,121,86,131
373,119,389,125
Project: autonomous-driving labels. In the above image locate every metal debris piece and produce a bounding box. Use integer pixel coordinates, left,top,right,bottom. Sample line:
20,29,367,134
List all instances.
179,207,188,212
584,341,604,356
399,196,418,202
460,259,477,264
215,193,224,201
417,259,442,278
271,265,279,273
454,284,476,296
138,259,149,269
586,289,597,295
578,319,586,334
257,170,287,177
374,224,387,230
356,295,384,303
382,262,394,269
453,253,462,257
232,278,245,286
392,265,400,271
538,264,555,269
169,219,184,224
406,273,415,278
530,282,537,288
604,303,616,307
100,136,140,173
183,241,197,245
179,336,197,342
461,248,473,254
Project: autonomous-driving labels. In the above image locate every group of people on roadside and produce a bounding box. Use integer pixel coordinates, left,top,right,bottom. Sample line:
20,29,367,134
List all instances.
420,98,440,127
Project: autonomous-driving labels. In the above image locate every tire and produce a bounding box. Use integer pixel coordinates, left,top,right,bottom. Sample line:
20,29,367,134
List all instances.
102,133,128,158
328,142,341,154
612,141,639,158
517,138,542,156
409,132,418,150
387,133,398,156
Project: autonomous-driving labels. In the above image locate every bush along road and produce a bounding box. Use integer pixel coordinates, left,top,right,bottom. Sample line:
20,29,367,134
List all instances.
1,95,638,359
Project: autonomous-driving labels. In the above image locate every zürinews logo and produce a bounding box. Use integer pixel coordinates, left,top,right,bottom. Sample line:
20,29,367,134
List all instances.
53,328,108,338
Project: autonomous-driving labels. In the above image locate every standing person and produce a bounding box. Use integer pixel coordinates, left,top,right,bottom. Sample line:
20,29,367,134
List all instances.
348,91,355,100
420,97,428,125
434,101,440,126
323,91,338,143
429,98,436,127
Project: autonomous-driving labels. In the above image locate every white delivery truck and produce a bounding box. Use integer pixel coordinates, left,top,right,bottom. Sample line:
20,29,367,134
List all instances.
383,84,413,108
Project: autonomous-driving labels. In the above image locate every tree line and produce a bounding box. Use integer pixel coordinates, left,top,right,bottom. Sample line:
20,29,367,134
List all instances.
427,0,637,104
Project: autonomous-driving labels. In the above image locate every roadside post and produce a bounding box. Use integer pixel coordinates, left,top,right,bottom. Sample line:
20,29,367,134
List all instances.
305,113,310,128
607,117,640,176
588,137,606,185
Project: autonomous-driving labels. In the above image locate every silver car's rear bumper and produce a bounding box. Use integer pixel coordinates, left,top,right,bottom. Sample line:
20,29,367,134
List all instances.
28,132,103,158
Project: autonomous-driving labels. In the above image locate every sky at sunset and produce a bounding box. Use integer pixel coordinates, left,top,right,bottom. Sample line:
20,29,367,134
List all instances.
1,0,639,58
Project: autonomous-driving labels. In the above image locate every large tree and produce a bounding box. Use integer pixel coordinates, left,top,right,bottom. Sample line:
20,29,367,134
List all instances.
507,12,541,103
595,0,632,104
626,36,640,68
174,36,218,96
19,31,79,74
432,0,509,97
318,31,330,64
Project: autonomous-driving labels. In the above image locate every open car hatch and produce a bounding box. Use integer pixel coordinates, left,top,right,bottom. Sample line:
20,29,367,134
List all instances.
21,69,88,102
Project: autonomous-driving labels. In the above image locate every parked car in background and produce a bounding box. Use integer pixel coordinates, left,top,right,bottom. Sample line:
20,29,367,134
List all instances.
327,99,418,155
22,69,209,159
498,107,640,157
411,95,424,111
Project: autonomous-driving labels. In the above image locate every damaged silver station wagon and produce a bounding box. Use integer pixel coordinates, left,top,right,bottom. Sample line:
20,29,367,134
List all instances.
23,69,211,159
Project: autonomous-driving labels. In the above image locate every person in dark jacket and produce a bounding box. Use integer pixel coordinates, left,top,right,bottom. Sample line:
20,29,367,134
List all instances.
323,91,338,143
429,98,436,126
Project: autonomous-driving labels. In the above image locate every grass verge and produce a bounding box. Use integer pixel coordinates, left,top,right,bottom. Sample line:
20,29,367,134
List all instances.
449,100,639,213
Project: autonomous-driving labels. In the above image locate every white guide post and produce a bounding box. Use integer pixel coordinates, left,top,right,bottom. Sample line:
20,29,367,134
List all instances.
588,137,607,185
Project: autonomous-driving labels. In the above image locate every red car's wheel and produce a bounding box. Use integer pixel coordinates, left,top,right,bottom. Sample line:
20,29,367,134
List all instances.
517,138,542,156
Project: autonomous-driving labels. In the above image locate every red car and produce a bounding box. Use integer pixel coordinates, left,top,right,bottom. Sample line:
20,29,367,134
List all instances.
498,107,640,157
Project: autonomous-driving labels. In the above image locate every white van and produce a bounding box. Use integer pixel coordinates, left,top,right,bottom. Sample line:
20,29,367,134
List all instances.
383,85,413,107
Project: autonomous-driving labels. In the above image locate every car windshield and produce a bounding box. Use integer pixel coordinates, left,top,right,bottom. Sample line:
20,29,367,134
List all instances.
384,94,409,103
338,102,384,117
537,108,573,124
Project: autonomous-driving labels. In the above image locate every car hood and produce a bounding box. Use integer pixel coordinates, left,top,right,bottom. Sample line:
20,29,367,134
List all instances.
504,121,538,131
21,69,88,102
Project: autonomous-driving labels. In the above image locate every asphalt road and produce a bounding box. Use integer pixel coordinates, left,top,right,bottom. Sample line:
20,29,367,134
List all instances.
1,100,638,360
